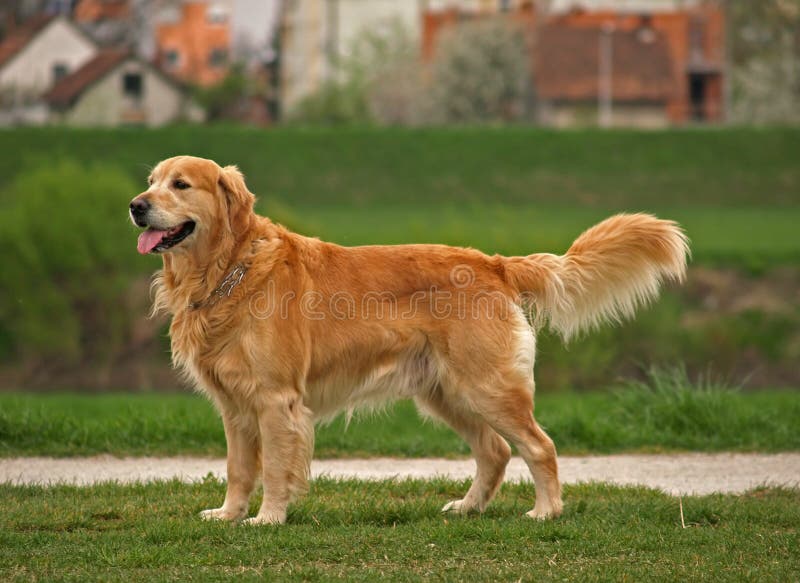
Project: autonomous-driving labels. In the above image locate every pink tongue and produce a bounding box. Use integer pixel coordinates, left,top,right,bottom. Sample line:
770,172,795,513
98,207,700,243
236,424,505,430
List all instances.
137,229,168,254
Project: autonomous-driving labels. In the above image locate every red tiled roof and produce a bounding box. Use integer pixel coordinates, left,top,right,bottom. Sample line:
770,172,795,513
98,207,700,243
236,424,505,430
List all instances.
44,49,130,107
536,25,675,103
74,0,131,23
0,14,56,69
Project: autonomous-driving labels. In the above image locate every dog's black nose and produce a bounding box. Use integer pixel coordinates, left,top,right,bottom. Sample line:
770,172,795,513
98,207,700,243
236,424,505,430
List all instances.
130,198,150,226
130,198,150,215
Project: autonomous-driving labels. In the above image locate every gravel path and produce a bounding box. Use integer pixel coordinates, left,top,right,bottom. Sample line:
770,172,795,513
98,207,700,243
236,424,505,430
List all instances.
2,453,799,495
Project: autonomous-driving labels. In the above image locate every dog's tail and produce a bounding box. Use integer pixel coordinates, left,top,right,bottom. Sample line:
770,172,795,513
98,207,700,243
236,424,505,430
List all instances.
504,213,689,340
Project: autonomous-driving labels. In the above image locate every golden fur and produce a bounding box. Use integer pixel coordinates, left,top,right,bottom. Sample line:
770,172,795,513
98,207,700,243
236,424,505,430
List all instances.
130,156,689,524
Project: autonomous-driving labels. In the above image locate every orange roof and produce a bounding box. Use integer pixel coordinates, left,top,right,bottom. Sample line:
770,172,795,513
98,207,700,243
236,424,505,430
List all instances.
536,25,674,102
44,49,130,107
74,0,131,22
0,14,55,69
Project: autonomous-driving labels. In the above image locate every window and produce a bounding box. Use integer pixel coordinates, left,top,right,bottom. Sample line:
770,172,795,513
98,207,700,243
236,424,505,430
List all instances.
123,72,143,99
208,48,228,68
690,16,706,60
47,0,71,15
207,5,228,23
164,49,181,69
52,63,68,83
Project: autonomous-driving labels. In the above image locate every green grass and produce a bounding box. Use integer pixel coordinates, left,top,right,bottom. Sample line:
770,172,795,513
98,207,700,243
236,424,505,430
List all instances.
1,478,797,581
290,202,800,268
2,126,798,207
2,376,798,457
1,126,799,267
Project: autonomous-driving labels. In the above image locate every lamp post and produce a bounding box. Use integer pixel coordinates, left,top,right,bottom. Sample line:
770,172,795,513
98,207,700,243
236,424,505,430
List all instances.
598,22,615,128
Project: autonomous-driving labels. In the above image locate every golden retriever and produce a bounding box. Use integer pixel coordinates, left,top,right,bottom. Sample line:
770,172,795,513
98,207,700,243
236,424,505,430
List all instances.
130,155,688,524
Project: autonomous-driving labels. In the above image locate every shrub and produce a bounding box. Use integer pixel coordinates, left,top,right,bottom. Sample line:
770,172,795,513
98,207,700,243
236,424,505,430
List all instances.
287,79,371,126
0,160,150,368
426,19,534,124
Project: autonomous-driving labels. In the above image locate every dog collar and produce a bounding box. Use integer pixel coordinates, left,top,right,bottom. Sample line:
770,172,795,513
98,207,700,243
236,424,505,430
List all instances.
189,263,248,311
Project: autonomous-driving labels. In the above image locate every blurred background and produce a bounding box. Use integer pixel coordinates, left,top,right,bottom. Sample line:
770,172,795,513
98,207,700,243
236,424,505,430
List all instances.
0,0,797,395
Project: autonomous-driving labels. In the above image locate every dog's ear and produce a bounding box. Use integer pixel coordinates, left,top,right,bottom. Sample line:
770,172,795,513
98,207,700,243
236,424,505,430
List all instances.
218,165,255,235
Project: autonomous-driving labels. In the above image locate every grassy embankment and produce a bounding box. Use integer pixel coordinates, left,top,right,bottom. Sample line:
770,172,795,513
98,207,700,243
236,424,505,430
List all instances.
2,126,799,267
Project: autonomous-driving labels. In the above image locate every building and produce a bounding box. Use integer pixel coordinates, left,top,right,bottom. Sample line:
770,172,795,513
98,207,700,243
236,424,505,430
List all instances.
422,0,726,125
0,14,97,123
536,24,674,127
72,0,136,48
45,48,203,125
279,0,422,113
155,1,231,86
552,4,725,123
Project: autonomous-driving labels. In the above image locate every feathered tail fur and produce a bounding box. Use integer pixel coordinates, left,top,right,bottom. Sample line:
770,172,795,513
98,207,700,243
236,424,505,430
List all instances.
504,213,689,340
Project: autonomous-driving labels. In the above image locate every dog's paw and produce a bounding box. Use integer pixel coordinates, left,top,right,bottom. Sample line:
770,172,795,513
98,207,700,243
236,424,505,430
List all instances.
525,500,563,521
241,512,285,526
199,507,244,522
441,499,473,515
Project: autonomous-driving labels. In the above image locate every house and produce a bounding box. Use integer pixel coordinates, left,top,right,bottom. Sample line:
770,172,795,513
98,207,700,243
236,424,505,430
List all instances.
536,25,674,127
45,48,203,125
0,14,97,123
155,1,231,86
422,0,726,126
552,4,726,123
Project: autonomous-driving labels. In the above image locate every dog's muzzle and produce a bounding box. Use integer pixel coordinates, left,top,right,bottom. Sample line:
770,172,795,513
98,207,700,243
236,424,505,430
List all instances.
130,197,150,227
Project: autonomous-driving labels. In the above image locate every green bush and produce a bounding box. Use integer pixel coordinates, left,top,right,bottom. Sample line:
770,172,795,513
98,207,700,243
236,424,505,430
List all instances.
0,160,149,366
427,19,533,123
288,80,372,126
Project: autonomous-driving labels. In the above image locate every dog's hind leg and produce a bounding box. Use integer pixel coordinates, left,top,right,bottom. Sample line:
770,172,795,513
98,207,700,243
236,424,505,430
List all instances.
243,388,314,526
416,389,511,514
471,381,563,520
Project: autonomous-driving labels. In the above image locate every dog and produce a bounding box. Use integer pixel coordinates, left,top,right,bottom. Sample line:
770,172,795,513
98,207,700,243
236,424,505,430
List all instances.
130,155,689,524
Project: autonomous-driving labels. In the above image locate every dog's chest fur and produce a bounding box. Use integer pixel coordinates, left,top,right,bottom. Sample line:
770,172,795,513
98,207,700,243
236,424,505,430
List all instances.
169,306,265,400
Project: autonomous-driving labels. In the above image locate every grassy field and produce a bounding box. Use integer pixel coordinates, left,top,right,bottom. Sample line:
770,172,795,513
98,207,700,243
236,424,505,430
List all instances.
1,478,797,581
2,375,798,457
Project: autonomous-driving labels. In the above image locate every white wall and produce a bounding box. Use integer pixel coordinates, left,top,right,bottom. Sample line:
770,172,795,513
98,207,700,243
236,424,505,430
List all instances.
0,17,96,100
58,59,199,127
549,0,704,12
280,0,422,112
541,102,668,128
337,0,420,55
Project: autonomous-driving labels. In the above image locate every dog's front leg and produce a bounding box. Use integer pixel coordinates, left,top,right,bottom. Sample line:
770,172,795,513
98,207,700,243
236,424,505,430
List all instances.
243,388,314,525
200,407,260,522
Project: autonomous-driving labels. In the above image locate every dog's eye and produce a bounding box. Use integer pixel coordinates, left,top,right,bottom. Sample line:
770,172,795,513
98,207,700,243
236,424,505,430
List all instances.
147,177,154,186
173,179,191,190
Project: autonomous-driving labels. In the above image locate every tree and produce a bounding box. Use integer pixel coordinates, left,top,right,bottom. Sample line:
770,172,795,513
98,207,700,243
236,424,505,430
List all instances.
426,18,534,124
728,0,800,123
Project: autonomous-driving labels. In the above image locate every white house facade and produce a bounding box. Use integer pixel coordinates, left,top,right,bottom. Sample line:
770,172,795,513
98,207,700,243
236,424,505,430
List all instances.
46,50,204,127
0,16,97,101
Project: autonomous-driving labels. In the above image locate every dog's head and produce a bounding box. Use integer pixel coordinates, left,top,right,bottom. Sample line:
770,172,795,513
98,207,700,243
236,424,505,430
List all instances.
129,156,255,256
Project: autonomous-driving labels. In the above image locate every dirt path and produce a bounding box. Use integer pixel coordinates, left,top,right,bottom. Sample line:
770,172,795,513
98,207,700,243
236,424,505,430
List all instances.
2,453,799,495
